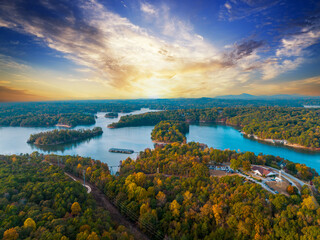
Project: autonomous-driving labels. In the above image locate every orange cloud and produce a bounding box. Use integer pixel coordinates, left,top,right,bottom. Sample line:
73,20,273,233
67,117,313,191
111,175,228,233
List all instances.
0,85,45,102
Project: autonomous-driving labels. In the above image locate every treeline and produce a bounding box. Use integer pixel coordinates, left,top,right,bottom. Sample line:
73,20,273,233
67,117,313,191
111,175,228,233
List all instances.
151,121,189,143
0,153,132,240
108,108,220,128
1,98,319,121
1,98,319,118
225,107,320,148
45,145,320,240
0,113,95,127
109,107,320,148
27,127,103,145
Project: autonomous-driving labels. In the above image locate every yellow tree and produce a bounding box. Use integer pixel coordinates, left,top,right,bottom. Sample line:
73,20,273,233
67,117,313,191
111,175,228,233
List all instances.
156,191,167,206
24,218,36,230
302,196,319,210
87,232,100,240
170,200,181,217
3,228,19,240
135,172,146,186
212,204,223,226
183,191,193,205
71,202,81,215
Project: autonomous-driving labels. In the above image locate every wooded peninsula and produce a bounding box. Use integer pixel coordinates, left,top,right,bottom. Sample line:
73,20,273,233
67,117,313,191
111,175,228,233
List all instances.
151,121,189,143
108,107,320,150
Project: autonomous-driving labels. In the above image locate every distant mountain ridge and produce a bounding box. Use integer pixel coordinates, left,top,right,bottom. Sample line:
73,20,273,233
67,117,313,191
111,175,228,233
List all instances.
215,93,318,100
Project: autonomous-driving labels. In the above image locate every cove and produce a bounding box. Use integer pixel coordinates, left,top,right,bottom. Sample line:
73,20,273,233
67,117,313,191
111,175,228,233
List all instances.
0,109,319,172
186,124,320,172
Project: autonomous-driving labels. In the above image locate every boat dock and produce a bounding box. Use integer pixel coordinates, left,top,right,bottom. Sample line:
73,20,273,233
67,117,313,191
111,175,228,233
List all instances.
109,148,134,154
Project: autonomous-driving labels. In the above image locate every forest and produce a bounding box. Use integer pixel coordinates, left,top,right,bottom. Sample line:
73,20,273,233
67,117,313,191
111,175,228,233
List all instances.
27,127,103,145
0,97,318,119
151,121,189,143
109,107,320,149
43,141,320,240
0,153,132,240
0,113,95,127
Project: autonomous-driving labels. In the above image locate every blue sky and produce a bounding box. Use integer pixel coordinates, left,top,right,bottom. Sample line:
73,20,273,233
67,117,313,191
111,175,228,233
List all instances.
0,0,319,101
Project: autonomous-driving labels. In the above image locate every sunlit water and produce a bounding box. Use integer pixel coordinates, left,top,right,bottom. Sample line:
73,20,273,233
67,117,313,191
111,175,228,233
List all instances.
0,109,319,172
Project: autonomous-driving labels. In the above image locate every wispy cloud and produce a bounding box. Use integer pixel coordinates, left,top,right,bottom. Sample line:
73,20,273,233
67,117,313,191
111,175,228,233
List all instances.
220,0,280,21
140,2,157,15
276,30,320,57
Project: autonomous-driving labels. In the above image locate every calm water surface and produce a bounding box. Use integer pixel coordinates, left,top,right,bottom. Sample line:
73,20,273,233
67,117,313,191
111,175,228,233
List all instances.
0,109,319,172
0,109,155,168
186,124,320,172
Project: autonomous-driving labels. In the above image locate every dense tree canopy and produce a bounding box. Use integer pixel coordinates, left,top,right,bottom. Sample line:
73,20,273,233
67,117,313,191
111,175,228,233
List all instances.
0,154,132,240
27,127,103,145
151,121,189,143
0,113,95,127
45,142,320,240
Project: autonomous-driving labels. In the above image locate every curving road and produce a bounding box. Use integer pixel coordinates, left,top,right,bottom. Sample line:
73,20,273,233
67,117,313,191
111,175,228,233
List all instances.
237,172,277,194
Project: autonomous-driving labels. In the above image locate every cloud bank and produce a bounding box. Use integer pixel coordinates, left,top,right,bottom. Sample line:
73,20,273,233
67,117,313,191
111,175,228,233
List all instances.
0,0,319,99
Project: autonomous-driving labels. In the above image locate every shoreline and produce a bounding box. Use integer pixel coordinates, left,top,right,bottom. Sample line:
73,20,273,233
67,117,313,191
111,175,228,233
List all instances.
55,124,72,128
30,135,101,146
106,117,319,152
242,132,320,152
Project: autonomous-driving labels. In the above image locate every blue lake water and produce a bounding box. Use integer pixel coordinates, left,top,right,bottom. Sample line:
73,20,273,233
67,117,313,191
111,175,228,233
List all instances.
0,108,319,172
186,124,320,172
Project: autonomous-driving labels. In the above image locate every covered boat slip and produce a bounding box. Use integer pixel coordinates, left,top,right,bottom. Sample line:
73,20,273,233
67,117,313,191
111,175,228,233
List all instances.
109,148,134,154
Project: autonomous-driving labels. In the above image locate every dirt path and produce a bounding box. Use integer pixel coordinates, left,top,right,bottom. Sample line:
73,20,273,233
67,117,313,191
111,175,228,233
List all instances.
65,172,150,240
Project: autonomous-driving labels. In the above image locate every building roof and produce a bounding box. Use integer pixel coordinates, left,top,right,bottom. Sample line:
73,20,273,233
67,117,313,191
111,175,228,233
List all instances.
252,166,275,176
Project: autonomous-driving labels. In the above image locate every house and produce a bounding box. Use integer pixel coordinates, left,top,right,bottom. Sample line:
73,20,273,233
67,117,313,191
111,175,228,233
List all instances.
252,166,277,177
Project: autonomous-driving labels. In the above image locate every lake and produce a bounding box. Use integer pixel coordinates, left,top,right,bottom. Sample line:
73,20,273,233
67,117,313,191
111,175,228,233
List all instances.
0,108,320,173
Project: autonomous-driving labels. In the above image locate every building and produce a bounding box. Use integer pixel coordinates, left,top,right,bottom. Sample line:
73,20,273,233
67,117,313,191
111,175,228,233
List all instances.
252,166,277,177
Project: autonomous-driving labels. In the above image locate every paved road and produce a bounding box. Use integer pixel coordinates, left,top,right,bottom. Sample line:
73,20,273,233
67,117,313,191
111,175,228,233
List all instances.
268,166,307,187
237,172,277,194
257,165,305,194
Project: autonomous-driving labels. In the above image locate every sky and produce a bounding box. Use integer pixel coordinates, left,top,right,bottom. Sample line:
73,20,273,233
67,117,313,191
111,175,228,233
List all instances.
0,0,319,101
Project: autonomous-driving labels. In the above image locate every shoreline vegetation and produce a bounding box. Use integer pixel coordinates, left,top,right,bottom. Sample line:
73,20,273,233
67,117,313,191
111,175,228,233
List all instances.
0,112,95,127
27,127,103,146
108,107,320,151
242,132,320,151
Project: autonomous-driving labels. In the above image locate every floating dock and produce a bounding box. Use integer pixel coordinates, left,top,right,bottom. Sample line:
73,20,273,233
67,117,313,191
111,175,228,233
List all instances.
109,148,134,154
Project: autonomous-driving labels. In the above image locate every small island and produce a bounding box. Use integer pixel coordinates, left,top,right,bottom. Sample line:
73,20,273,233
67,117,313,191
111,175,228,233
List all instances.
27,127,103,145
151,120,189,143
105,112,119,118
